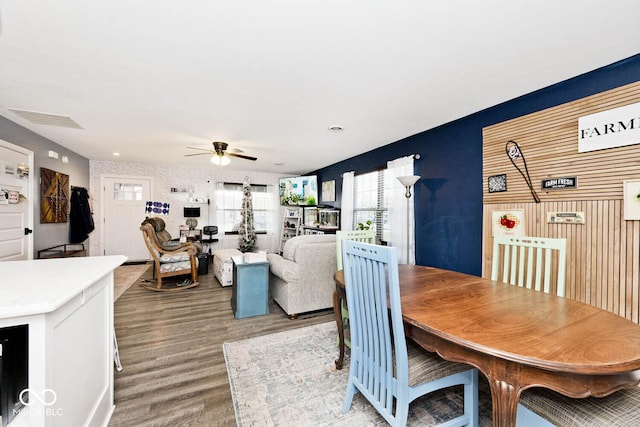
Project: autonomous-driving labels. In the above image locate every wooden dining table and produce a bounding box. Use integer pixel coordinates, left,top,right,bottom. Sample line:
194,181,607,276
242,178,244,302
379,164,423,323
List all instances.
334,265,640,427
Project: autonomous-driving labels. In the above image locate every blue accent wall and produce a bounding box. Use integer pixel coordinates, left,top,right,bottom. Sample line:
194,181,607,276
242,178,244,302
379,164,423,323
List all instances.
311,54,640,276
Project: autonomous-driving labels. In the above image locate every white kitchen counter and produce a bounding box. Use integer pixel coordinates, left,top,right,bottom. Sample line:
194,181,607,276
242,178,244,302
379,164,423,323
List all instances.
0,255,126,427
0,255,127,319
0,255,126,319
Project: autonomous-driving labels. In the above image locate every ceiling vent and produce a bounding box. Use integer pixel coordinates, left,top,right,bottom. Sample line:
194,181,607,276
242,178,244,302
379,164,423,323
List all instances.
7,108,83,129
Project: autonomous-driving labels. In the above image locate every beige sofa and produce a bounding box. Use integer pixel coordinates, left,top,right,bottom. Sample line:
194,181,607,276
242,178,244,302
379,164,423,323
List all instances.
267,234,337,318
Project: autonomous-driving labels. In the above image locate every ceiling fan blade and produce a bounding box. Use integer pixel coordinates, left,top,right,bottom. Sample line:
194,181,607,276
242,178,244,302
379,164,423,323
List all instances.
186,146,214,152
228,152,257,161
184,152,211,157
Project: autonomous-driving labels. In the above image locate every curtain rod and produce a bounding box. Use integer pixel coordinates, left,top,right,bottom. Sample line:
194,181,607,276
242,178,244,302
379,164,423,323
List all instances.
339,154,420,177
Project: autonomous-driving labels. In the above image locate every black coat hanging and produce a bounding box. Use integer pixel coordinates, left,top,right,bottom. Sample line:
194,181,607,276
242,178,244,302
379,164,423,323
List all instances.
70,186,95,243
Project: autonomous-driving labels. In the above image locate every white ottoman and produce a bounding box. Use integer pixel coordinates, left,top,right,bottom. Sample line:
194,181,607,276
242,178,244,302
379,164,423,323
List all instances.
213,248,242,287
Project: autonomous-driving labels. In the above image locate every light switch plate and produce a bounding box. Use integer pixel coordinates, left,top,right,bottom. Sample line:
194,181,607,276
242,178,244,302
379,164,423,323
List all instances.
547,211,585,224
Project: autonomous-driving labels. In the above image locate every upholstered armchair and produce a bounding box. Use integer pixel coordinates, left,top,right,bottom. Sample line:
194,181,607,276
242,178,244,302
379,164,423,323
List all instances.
140,219,199,291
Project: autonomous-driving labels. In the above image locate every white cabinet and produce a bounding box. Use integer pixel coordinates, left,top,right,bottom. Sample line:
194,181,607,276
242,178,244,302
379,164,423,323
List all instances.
0,255,125,427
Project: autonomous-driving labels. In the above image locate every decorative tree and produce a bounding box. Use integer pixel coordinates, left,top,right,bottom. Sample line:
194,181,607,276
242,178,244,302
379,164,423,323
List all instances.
238,176,257,252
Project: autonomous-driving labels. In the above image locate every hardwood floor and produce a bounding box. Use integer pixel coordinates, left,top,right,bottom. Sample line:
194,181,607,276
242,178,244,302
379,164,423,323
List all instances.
110,267,334,427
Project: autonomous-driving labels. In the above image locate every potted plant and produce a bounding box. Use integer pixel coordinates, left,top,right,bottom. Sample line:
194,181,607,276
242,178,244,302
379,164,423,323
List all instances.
357,220,373,230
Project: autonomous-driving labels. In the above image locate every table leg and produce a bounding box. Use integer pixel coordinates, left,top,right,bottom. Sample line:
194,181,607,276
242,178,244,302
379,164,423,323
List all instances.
488,377,521,427
333,289,346,370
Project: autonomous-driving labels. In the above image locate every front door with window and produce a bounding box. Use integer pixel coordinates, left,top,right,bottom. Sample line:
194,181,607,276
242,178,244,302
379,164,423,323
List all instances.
0,140,34,261
102,176,152,261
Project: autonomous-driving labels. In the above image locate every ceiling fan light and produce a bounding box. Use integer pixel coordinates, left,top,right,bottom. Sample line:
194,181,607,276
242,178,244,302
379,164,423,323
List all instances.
211,154,230,166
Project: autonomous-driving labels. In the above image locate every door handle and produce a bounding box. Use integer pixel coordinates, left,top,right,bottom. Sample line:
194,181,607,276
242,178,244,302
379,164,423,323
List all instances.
24,227,33,235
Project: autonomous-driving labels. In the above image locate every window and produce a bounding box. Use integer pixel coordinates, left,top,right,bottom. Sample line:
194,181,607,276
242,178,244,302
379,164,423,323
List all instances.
113,182,143,201
353,169,391,243
216,182,273,234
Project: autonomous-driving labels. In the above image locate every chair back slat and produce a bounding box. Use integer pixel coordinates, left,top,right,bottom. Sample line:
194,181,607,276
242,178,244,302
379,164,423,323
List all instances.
533,247,541,291
501,243,511,283
491,235,567,297
542,247,551,293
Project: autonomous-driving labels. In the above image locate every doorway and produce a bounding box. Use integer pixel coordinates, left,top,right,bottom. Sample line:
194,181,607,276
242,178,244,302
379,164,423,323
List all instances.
0,140,34,261
101,176,152,261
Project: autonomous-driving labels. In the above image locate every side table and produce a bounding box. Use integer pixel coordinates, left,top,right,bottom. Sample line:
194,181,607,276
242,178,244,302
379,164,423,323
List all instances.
231,256,270,319
180,228,202,242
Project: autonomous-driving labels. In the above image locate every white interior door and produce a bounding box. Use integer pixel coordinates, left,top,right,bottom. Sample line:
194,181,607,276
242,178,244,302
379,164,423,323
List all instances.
102,176,152,261
0,140,34,261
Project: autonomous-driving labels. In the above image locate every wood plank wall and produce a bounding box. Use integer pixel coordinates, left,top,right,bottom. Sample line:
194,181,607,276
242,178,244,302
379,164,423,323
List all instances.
482,81,640,323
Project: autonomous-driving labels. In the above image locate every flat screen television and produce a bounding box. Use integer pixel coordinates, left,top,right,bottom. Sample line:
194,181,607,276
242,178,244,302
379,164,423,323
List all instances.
279,175,318,206
183,206,201,217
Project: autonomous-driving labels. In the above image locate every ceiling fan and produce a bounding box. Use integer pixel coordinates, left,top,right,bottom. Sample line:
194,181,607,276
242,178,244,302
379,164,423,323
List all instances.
185,141,257,165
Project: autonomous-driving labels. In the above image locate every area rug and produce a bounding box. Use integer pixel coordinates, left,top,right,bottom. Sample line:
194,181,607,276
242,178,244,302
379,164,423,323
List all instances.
114,263,150,301
224,322,492,426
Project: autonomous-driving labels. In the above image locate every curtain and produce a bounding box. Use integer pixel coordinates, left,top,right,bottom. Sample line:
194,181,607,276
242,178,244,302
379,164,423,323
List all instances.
340,172,354,231
387,156,416,264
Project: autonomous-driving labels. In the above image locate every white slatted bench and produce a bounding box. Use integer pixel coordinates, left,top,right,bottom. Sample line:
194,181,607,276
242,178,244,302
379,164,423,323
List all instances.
517,387,640,426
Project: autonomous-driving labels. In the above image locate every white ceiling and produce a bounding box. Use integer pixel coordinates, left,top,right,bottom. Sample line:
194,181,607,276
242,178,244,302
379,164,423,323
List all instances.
1,1,639,175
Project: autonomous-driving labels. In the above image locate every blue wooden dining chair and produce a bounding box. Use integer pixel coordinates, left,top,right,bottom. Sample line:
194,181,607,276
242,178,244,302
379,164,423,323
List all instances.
335,229,376,346
336,229,377,270
341,241,478,426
